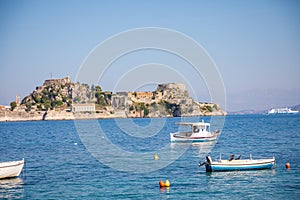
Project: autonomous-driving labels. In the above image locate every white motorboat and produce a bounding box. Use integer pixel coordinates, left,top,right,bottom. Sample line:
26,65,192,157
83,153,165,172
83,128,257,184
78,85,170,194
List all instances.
170,120,220,142
0,159,25,179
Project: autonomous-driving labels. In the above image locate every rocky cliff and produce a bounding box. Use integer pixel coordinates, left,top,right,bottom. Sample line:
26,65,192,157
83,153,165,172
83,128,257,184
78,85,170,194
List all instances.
123,83,226,118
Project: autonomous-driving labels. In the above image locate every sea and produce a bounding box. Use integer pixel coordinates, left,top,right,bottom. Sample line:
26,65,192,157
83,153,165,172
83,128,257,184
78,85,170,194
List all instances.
0,114,299,199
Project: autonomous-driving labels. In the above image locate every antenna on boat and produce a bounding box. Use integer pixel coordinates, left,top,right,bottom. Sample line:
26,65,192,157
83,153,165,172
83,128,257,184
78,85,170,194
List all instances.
219,152,222,161
250,154,252,160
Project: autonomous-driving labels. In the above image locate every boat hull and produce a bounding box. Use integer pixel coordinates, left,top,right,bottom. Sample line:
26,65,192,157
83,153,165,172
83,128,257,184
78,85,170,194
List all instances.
0,159,25,179
170,133,218,142
205,158,275,172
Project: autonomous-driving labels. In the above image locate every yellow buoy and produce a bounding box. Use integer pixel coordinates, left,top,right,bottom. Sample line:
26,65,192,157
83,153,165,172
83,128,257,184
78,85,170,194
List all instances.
285,162,291,169
154,154,159,160
165,180,170,187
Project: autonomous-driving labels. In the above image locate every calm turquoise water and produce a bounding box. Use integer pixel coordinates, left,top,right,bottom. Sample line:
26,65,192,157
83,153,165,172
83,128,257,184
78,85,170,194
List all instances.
0,115,299,199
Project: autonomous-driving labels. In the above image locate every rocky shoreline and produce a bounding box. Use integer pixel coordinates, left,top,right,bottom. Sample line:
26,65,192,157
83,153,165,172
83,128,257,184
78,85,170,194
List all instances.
0,108,226,122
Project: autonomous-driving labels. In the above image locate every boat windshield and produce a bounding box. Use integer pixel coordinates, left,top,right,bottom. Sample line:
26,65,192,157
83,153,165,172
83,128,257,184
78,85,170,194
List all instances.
193,126,199,133
193,125,210,132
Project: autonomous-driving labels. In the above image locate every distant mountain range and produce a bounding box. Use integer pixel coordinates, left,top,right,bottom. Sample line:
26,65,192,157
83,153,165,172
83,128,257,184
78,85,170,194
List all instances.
226,88,300,114
291,104,300,112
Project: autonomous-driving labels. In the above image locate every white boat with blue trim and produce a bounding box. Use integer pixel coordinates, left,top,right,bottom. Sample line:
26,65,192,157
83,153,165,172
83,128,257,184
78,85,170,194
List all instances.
0,159,25,179
199,155,275,172
170,120,220,142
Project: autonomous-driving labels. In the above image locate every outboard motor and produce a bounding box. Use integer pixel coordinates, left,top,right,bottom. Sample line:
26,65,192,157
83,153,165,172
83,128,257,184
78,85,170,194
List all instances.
199,155,213,168
205,156,213,172
206,156,212,164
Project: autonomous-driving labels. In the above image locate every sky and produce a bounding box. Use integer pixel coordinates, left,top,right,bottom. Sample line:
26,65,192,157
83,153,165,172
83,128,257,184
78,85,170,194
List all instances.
0,0,300,111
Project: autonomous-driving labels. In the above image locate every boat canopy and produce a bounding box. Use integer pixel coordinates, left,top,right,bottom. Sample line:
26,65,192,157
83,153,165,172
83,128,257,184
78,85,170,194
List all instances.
175,120,210,132
175,121,210,127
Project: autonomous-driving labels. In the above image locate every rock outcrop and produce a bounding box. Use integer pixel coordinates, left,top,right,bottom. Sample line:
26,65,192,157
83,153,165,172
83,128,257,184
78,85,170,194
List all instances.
123,83,226,118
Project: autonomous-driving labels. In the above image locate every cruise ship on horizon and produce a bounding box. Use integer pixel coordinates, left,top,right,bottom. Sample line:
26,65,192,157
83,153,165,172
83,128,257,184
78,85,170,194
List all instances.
268,107,299,114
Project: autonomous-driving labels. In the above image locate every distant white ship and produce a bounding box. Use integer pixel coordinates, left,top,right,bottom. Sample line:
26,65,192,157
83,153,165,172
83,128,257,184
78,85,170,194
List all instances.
268,107,299,114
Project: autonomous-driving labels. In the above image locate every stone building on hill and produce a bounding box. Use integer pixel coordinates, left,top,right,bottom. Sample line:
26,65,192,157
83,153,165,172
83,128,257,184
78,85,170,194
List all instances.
111,92,128,110
43,76,71,86
71,103,95,112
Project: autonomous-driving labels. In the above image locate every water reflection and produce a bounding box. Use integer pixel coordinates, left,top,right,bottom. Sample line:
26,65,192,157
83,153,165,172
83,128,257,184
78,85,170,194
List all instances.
0,178,24,199
191,141,216,159
170,141,216,160
159,186,170,193
205,169,276,177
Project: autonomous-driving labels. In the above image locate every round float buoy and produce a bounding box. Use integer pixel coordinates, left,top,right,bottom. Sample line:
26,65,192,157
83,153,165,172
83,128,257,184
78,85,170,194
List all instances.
154,154,159,160
285,162,291,169
165,180,170,187
159,180,165,187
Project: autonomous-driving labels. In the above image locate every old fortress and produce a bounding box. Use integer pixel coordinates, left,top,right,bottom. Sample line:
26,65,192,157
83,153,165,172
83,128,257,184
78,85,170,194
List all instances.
0,77,226,121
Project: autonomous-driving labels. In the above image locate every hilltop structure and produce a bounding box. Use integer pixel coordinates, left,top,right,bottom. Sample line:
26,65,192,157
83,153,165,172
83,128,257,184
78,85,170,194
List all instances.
16,95,21,106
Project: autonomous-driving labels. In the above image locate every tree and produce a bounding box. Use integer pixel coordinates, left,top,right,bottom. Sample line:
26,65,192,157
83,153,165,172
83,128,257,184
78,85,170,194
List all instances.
129,105,135,111
37,104,42,110
95,86,102,92
41,96,47,103
44,100,51,111
10,102,17,111
33,94,41,103
25,102,32,111
62,96,67,102
56,100,63,107
51,101,56,108
143,107,149,116
213,104,218,110
42,89,47,95
140,103,149,117
100,96,107,106
67,100,72,107
206,106,213,112
95,93,101,104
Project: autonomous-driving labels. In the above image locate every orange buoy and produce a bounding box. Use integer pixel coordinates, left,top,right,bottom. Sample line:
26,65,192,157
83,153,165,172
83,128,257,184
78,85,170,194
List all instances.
159,180,165,187
285,162,291,169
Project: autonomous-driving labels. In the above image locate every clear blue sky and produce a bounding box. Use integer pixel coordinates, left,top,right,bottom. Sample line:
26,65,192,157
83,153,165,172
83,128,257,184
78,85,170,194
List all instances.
1,0,300,111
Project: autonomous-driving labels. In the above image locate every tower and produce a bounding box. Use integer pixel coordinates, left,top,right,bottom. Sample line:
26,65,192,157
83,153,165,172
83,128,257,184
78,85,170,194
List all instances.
16,95,21,106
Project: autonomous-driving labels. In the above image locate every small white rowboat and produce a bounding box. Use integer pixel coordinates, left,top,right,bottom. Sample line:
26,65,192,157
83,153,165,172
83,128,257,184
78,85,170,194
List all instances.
0,159,25,179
